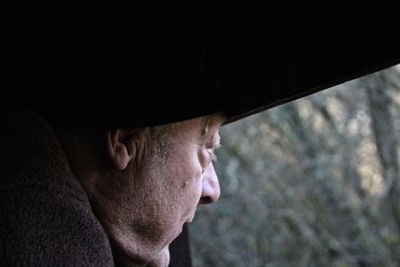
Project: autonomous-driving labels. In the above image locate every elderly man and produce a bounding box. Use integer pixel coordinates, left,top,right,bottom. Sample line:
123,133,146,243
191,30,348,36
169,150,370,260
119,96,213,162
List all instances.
1,101,224,267
57,114,226,266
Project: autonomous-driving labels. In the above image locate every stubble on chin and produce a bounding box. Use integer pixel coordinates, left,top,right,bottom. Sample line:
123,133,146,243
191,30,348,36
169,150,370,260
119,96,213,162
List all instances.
112,246,169,267
146,246,170,267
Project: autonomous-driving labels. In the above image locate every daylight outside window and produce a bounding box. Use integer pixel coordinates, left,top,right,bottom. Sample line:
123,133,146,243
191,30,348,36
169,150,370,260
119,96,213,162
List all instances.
191,64,400,267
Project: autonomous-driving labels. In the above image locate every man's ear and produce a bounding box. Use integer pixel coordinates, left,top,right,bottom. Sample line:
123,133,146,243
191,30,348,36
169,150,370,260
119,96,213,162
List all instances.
106,129,136,170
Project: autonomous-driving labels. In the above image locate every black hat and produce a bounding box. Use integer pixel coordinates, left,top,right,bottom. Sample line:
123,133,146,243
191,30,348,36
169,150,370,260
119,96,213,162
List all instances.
2,3,400,128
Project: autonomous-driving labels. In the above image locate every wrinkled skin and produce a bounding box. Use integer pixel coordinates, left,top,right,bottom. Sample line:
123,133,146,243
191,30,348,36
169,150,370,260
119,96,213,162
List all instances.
92,115,225,267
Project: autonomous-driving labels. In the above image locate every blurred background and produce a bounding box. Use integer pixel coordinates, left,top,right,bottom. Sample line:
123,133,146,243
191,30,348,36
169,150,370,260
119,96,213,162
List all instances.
190,64,400,267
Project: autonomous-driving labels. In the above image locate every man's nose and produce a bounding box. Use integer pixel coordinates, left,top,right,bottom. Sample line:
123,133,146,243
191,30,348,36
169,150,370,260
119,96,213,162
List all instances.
199,163,220,205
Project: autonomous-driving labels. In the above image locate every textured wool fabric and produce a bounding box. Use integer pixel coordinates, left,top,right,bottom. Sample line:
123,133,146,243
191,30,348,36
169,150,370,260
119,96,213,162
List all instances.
0,102,115,266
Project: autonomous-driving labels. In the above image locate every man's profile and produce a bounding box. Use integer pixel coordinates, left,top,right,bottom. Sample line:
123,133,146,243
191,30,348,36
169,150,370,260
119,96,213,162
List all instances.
0,102,224,266
57,115,225,266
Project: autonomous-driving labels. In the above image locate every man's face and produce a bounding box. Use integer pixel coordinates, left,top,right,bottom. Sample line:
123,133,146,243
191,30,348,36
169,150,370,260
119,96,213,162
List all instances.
107,115,224,265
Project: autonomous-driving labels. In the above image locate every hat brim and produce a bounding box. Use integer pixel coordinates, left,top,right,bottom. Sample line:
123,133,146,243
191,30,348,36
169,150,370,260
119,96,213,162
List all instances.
3,5,400,128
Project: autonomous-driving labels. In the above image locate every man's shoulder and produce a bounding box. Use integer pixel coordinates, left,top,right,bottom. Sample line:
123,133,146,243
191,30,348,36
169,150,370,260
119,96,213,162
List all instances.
0,183,114,267
0,102,115,266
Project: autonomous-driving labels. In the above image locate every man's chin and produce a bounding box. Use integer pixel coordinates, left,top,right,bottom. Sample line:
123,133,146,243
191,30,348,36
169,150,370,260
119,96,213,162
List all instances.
185,212,197,224
147,246,170,267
